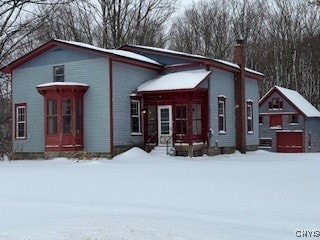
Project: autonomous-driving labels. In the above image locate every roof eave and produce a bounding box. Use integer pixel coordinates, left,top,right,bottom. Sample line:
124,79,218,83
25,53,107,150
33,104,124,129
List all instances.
2,40,163,74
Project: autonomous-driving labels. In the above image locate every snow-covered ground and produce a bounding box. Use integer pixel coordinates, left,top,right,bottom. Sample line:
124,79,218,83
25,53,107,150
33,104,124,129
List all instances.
0,149,319,240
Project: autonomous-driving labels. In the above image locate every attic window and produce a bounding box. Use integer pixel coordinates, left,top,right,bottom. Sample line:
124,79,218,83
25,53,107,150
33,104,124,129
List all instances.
269,98,283,110
53,65,64,82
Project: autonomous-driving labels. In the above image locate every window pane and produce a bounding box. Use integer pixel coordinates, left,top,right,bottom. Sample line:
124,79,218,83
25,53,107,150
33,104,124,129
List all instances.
192,104,201,135
18,122,25,138
176,105,188,135
193,120,202,135
161,122,169,134
161,109,169,121
132,117,139,133
219,116,224,131
131,100,140,133
63,99,71,133
247,119,253,132
47,99,57,115
63,116,71,133
53,65,64,82
47,116,58,134
63,99,70,115
131,102,138,116
76,99,83,133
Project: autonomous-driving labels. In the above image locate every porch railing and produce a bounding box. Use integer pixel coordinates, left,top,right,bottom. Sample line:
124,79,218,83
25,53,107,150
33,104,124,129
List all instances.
145,132,157,152
166,133,175,155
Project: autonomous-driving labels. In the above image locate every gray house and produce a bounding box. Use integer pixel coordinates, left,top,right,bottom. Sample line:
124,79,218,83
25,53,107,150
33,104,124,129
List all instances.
259,86,320,153
1,39,264,159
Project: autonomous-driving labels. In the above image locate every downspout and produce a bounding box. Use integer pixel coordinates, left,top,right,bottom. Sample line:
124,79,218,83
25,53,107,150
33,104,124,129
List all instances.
109,58,114,155
234,39,246,153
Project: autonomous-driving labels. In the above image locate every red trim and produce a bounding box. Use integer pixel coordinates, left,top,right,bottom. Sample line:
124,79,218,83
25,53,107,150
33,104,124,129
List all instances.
1,39,162,74
119,45,264,81
164,62,204,71
142,89,209,146
14,103,27,139
37,84,89,152
110,55,162,71
259,87,306,117
109,58,114,154
1,39,56,74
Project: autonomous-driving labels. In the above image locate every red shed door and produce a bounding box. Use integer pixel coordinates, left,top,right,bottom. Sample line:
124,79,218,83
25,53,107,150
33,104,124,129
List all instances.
277,132,303,153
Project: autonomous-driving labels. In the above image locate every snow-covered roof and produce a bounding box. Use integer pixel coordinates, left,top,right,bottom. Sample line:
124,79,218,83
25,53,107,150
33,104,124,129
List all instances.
214,59,264,77
129,45,211,60
137,69,211,92
37,82,89,88
124,46,264,77
275,86,320,117
55,39,161,66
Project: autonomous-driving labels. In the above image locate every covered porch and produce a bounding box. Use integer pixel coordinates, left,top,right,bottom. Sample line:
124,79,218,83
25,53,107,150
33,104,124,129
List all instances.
137,69,211,156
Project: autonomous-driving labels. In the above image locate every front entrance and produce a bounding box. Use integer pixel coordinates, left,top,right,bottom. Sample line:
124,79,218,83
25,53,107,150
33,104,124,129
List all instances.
158,105,172,145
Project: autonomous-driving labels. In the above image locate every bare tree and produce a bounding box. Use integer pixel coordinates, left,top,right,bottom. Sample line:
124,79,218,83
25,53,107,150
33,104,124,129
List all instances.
96,0,177,48
0,73,11,159
169,0,234,59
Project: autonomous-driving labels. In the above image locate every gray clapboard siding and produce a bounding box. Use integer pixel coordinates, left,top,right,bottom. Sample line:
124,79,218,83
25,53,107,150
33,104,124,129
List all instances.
209,67,236,147
12,66,48,152
13,57,111,153
66,58,110,153
18,46,100,69
112,61,157,146
245,77,259,146
305,118,320,152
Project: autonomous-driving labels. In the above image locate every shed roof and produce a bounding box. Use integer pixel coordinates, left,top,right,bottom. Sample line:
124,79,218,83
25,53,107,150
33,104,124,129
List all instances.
137,69,211,92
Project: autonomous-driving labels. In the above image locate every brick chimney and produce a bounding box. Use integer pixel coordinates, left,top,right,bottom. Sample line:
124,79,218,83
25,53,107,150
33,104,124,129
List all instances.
234,39,246,153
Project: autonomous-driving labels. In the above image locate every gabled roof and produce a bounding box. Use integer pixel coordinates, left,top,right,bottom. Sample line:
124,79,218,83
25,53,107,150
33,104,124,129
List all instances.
0,39,162,74
137,69,211,92
259,86,320,117
120,44,265,80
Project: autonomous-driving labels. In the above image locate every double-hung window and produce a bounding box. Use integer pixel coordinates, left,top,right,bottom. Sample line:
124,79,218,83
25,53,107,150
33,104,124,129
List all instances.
131,100,141,134
247,101,253,133
218,97,226,133
53,65,64,82
176,104,188,135
16,104,27,139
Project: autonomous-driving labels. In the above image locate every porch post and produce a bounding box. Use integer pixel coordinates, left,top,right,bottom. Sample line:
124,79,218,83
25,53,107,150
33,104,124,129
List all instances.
188,97,193,157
